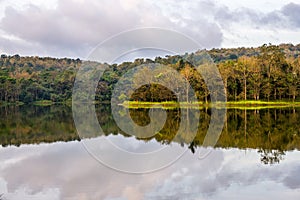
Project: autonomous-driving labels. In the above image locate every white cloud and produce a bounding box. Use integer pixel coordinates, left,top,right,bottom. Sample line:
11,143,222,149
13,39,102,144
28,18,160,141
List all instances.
0,0,299,59
0,0,223,58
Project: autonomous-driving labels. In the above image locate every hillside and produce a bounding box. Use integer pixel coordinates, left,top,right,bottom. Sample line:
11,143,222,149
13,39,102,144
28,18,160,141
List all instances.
0,43,300,104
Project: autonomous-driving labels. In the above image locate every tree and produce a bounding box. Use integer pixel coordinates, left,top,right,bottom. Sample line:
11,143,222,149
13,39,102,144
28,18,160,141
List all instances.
234,56,251,100
286,57,300,101
218,60,234,99
248,57,262,100
258,44,287,100
180,63,193,102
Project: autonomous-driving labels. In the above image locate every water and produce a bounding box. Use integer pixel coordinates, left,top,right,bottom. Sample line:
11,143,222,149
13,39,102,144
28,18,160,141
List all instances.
0,105,300,199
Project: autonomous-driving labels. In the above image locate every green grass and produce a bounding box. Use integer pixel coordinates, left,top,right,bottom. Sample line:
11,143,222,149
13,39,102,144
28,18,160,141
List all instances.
225,100,300,109
121,101,205,109
120,100,300,109
226,100,300,105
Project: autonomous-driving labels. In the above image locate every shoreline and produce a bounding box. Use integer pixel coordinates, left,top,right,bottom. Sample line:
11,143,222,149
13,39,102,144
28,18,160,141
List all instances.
120,100,300,109
2,100,300,109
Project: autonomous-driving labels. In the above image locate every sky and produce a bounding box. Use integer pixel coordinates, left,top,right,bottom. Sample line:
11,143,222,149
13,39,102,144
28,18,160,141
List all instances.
0,0,300,59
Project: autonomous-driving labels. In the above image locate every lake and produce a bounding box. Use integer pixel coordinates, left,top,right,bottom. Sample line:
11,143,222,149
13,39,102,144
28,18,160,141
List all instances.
0,105,300,199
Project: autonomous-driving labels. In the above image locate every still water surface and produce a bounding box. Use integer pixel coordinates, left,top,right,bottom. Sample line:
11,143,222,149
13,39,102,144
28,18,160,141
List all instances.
0,105,300,199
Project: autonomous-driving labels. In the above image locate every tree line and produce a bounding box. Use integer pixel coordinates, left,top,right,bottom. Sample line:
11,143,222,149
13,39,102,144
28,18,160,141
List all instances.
0,55,80,103
1,43,300,104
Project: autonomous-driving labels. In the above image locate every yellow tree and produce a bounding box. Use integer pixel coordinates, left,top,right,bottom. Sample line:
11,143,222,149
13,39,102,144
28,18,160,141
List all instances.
218,60,234,100
235,56,251,100
180,63,193,103
286,57,300,101
248,57,262,100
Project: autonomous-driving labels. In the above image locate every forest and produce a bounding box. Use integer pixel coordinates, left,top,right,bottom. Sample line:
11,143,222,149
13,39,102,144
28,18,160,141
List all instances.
1,43,300,104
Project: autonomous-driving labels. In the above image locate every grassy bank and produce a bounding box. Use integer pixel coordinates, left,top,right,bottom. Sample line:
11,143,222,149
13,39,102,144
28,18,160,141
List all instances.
120,101,203,109
120,100,300,109
225,100,300,109
2,100,300,109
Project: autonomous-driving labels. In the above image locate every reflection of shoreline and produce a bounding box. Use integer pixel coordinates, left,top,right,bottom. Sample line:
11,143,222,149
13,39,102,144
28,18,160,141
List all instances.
1,105,300,158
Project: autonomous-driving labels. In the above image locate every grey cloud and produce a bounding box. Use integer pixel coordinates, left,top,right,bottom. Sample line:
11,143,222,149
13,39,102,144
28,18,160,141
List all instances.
1,0,299,59
0,34,89,58
1,1,142,57
260,12,284,26
214,2,300,30
283,165,300,189
282,3,300,27
0,0,223,58
215,6,281,28
178,18,223,48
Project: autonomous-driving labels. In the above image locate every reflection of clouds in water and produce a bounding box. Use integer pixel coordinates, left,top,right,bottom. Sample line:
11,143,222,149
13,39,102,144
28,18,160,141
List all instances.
106,135,164,153
0,141,168,199
283,165,300,189
146,149,300,200
0,185,60,200
0,141,300,199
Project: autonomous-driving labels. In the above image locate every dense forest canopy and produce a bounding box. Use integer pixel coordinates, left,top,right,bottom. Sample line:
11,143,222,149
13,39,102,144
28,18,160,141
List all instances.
0,55,80,103
1,43,300,104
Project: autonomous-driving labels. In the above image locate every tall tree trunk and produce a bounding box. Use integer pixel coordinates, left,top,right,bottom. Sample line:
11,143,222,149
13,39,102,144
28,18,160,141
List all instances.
186,83,189,103
235,90,237,101
224,79,227,100
244,78,247,100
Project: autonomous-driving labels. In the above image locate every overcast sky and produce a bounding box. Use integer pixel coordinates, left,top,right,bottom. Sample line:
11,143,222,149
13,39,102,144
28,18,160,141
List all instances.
0,0,300,59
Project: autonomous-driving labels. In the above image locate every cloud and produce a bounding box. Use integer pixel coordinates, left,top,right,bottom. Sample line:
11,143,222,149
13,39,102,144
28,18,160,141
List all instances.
0,0,299,58
214,2,300,30
0,0,143,57
0,0,223,59
281,3,300,27
283,165,300,189
207,1,300,47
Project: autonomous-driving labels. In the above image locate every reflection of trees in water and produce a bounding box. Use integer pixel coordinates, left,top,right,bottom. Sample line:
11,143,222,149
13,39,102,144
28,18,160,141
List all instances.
127,106,300,164
258,149,285,165
0,105,78,147
1,105,300,164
